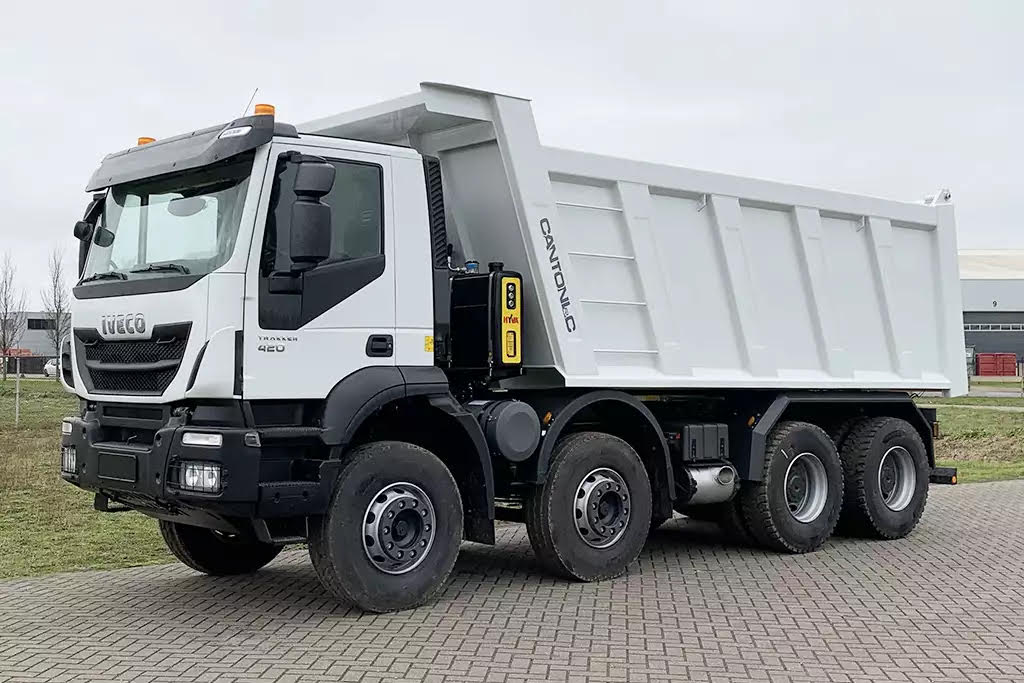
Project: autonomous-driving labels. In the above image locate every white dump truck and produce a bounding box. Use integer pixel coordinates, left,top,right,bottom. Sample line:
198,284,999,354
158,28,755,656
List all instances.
60,83,965,612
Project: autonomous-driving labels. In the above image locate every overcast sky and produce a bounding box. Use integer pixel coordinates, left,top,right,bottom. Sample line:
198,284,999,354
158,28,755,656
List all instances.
2,1,1020,308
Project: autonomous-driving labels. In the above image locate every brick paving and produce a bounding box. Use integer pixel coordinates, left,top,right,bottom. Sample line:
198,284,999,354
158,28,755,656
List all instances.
2,481,1023,682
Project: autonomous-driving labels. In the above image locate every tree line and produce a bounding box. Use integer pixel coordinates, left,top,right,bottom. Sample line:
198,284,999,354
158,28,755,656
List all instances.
0,246,71,380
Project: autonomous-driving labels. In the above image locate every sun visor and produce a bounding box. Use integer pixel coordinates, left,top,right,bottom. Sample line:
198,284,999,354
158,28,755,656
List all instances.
85,114,290,191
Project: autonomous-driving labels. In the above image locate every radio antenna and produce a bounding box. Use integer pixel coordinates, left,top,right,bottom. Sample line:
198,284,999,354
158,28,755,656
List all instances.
240,87,259,117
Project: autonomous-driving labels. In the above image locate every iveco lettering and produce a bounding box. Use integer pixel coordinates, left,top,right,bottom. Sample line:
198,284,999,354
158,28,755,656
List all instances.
59,83,965,613
100,313,146,336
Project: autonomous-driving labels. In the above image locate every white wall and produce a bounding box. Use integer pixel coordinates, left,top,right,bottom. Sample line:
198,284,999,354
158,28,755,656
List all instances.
961,279,1024,313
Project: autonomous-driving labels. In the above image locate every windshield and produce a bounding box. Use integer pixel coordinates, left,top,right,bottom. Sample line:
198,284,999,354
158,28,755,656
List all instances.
81,153,254,282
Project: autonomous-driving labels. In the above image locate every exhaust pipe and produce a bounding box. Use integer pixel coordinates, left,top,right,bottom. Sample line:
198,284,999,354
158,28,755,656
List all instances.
680,464,738,506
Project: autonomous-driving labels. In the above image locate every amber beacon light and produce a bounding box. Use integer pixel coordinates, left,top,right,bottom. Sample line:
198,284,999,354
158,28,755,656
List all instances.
253,103,275,116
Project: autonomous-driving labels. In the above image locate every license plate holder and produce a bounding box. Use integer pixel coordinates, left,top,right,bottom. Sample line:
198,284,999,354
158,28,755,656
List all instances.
98,452,137,483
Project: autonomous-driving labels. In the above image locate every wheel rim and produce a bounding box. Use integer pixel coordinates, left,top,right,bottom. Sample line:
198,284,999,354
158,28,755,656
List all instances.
362,482,435,575
574,467,631,549
783,452,828,523
878,446,917,511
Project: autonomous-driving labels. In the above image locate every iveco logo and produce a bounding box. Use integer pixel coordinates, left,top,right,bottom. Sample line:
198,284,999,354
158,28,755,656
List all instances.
101,313,146,336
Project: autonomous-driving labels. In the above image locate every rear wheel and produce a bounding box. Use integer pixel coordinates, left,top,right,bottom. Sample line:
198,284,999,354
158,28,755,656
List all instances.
308,441,463,613
159,520,281,575
739,421,843,553
837,417,929,539
525,432,652,581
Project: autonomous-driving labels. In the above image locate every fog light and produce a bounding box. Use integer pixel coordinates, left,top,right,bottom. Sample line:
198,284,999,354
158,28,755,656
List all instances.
61,421,73,435
179,461,222,493
182,432,223,448
61,446,76,474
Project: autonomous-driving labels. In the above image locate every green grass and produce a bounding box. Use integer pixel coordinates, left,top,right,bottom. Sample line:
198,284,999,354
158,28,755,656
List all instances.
969,378,1024,388
932,404,1024,483
918,395,1024,408
0,380,170,578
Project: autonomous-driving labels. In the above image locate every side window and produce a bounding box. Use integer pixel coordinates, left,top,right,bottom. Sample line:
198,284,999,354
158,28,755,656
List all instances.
261,156,383,275
327,162,383,261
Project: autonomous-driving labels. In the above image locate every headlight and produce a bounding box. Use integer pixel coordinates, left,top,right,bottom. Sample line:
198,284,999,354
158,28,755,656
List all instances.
61,421,73,435
61,446,77,474
178,461,222,493
181,432,223,447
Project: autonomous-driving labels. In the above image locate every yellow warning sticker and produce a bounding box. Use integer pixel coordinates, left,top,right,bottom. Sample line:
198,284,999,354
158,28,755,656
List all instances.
500,276,521,364
424,335,434,353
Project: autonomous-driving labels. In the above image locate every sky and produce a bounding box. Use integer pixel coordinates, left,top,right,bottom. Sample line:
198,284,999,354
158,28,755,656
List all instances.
1,0,1020,308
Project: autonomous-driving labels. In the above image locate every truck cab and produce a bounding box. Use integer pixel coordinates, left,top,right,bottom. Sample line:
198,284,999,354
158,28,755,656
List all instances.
69,110,433,405
62,98,523,611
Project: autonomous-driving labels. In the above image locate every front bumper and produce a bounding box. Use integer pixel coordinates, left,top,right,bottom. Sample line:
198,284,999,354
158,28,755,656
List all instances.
60,407,331,529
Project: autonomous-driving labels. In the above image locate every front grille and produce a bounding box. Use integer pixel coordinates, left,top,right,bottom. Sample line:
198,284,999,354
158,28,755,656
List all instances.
74,322,191,396
90,367,178,394
84,337,187,365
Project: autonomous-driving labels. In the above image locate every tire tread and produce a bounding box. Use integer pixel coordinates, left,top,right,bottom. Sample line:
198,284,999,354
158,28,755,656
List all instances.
307,441,462,612
838,417,928,539
739,420,842,553
525,432,651,581
159,520,281,575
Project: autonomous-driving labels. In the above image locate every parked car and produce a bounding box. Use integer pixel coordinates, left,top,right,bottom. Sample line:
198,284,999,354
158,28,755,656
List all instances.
43,358,58,378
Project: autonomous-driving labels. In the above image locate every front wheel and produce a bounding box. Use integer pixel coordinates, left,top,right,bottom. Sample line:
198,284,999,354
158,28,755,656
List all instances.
525,432,652,581
308,441,463,613
159,520,282,575
739,421,843,553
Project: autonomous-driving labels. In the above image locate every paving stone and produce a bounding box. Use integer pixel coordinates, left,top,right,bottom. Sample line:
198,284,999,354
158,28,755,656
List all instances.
1,482,1023,682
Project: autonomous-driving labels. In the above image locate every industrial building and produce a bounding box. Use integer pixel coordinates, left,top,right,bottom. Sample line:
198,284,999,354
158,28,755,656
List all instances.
960,250,1024,372
5,311,57,357
2,311,58,374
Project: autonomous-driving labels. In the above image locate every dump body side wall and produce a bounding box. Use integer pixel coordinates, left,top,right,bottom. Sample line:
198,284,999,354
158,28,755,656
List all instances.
535,147,965,394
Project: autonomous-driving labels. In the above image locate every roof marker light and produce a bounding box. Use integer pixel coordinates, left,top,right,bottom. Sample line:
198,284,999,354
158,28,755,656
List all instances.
137,136,155,145
253,103,275,116
219,125,253,140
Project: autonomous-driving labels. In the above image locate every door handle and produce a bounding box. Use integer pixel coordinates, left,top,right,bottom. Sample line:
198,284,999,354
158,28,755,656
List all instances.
366,334,394,358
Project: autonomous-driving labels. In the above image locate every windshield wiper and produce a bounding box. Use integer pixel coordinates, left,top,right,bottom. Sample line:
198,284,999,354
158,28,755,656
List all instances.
80,271,127,283
130,263,191,275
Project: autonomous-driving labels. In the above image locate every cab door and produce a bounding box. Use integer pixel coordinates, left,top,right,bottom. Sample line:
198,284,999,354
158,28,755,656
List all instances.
242,142,395,400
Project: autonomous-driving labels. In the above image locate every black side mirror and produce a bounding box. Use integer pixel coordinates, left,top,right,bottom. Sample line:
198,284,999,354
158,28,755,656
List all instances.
94,228,115,248
73,220,94,242
289,156,336,269
75,192,106,277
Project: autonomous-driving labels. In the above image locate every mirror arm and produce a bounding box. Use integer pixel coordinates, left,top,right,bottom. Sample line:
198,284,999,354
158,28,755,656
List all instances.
267,270,303,294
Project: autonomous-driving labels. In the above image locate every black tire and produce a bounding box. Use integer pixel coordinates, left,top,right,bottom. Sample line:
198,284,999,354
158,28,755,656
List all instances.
159,520,281,575
837,417,929,539
829,417,859,453
739,421,843,553
524,432,652,581
308,441,463,613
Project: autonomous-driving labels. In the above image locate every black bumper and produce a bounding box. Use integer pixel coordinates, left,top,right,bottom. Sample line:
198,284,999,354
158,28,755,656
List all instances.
60,410,332,529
